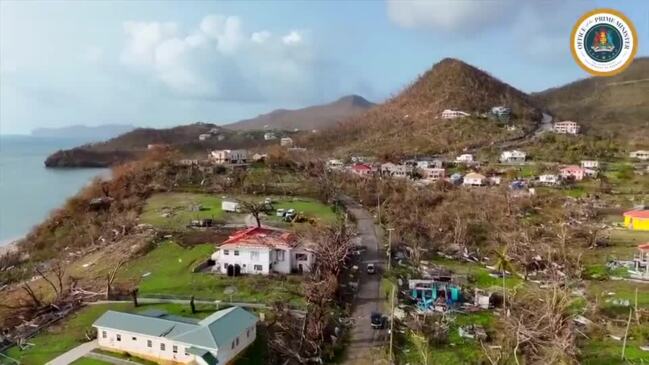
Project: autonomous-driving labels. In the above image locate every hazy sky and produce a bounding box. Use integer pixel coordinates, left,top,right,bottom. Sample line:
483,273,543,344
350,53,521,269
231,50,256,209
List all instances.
1,0,648,135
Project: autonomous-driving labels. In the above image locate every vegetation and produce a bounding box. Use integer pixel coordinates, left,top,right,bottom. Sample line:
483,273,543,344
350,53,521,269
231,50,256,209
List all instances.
305,58,540,156
117,240,304,305
533,57,649,146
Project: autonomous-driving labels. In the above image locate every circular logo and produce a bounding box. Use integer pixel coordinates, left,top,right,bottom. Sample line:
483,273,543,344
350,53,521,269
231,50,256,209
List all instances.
571,8,638,76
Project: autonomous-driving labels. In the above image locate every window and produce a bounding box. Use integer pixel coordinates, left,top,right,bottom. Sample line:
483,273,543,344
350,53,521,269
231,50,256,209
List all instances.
131,337,137,341
173,345,178,354
254,264,263,271
276,250,285,261
231,340,235,349
295,253,308,261
234,250,240,256
116,334,121,342
223,249,229,255
160,343,166,351
147,340,152,348
236,337,240,346
185,349,189,356
250,251,259,261
247,329,250,338
102,331,107,339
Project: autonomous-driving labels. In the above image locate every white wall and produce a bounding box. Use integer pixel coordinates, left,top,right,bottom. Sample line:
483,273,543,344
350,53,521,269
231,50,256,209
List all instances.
96,327,198,364
217,324,257,364
216,246,271,275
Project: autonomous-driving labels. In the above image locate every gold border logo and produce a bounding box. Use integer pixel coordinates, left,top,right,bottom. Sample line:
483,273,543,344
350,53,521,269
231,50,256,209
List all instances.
570,8,638,77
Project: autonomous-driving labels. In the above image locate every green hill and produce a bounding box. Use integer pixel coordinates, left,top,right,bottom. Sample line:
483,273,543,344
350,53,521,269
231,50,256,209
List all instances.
532,57,649,147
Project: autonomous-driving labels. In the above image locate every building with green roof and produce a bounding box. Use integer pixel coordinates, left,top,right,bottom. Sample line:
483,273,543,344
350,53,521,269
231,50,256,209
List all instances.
93,306,257,364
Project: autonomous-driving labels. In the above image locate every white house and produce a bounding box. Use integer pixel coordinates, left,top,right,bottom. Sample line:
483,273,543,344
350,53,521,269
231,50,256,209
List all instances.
553,121,580,135
491,106,511,117
327,159,344,170
630,150,649,160
441,109,471,119
209,150,248,165
93,307,257,365
580,160,600,169
421,167,446,181
500,150,526,164
381,163,410,178
463,172,486,186
416,159,444,169
198,134,212,141
264,132,276,140
456,154,474,163
539,174,560,185
211,227,315,276
280,137,294,147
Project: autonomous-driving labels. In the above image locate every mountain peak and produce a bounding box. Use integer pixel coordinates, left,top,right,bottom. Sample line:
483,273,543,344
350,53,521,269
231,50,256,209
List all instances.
335,94,373,107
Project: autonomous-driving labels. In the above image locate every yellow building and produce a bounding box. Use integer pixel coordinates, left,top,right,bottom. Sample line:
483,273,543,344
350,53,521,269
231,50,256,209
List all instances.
623,210,649,231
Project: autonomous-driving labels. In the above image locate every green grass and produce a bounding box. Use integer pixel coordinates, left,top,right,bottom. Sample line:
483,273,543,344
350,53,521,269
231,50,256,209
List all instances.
140,192,225,230
91,349,157,364
398,312,495,365
428,257,522,290
267,197,338,224
118,241,304,305
580,326,649,364
70,358,113,365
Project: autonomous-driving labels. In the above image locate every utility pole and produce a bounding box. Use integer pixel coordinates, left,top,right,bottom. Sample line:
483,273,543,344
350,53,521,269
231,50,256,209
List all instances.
388,283,396,364
377,186,381,225
386,228,395,271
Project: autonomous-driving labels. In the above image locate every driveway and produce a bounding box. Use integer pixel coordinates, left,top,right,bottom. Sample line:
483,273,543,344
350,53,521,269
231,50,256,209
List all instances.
46,340,97,365
340,196,388,365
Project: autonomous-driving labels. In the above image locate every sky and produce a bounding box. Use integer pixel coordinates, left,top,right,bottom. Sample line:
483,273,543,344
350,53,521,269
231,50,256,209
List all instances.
1,0,648,135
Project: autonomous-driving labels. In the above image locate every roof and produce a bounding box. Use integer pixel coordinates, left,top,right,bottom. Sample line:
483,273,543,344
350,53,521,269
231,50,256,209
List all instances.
624,210,649,219
93,307,257,351
220,226,297,249
464,172,486,179
561,165,584,172
352,163,372,171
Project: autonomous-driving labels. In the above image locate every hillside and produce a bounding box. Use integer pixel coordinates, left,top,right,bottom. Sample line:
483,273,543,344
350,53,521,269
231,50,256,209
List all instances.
45,123,278,167
225,95,374,131
306,58,541,156
533,57,649,147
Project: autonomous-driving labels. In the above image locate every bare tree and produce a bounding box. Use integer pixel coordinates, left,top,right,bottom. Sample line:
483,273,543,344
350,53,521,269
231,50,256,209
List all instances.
238,199,271,228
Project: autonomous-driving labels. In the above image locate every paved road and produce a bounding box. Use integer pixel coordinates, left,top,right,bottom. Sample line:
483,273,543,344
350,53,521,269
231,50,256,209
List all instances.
534,112,554,137
46,340,97,365
340,196,388,365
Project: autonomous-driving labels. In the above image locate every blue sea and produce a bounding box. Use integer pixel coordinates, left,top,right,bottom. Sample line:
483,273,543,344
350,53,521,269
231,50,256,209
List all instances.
0,135,108,245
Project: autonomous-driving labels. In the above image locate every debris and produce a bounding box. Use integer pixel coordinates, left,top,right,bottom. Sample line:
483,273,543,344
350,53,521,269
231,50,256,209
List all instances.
459,325,487,340
142,272,151,277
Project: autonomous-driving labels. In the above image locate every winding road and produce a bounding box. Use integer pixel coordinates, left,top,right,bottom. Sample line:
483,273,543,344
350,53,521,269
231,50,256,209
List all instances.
340,196,388,365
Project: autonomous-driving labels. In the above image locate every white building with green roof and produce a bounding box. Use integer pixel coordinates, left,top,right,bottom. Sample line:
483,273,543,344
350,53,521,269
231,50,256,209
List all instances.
93,306,257,364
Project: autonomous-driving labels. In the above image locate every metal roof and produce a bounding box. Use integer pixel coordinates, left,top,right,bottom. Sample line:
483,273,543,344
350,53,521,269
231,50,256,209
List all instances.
93,306,257,351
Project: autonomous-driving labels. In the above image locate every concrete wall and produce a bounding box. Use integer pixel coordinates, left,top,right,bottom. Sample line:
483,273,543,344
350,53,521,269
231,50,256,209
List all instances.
96,327,198,364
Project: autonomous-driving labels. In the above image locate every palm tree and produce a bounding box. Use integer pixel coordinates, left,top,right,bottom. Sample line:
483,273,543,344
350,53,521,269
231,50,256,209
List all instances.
493,245,515,312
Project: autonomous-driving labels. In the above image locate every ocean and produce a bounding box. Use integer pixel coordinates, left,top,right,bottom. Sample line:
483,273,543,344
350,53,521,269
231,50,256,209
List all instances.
0,135,108,245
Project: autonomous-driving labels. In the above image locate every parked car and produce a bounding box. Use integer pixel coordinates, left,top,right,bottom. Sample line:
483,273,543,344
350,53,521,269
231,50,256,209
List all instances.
366,263,376,274
370,312,385,329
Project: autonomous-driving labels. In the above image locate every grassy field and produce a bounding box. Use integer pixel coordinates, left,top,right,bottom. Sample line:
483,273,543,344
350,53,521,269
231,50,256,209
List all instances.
3,303,261,365
117,240,304,305
398,312,495,365
267,196,338,224
140,192,225,230
140,193,338,230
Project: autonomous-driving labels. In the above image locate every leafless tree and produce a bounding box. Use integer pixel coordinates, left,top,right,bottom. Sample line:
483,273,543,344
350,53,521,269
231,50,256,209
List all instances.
238,199,271,227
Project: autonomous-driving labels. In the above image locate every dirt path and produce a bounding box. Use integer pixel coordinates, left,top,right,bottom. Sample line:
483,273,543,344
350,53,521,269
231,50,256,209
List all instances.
340,196,388,365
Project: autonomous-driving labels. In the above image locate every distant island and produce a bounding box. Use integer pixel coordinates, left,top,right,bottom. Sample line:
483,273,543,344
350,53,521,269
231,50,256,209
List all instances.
31,124,137,141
